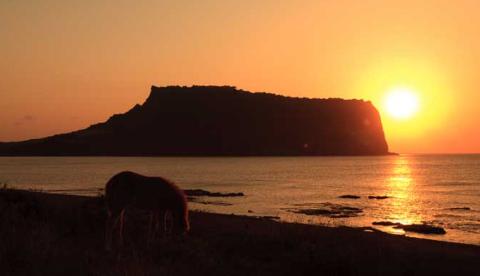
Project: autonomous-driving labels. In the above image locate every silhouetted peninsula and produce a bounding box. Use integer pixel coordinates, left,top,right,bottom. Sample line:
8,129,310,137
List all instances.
0,85,390,156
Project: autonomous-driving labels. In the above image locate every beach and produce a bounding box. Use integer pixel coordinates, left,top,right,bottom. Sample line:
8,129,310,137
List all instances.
2,155,480,245
1,188,479,275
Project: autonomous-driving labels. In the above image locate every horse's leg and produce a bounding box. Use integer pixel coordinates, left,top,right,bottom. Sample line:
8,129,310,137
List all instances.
105,212,124,251
148,211,160,246
156,210,163,237
104,214,115,251
163,210,168,236
153,210,161,239
164,210,173,237
147,212,154,245
119,208,126,247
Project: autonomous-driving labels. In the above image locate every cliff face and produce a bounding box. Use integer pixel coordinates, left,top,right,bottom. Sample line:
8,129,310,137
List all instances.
0,85,389,156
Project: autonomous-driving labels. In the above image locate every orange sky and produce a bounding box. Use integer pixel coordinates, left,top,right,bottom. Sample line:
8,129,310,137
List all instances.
1,0,479,153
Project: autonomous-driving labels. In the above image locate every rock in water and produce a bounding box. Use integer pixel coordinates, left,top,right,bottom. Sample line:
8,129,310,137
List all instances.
398,224,447,235
339,195,361,199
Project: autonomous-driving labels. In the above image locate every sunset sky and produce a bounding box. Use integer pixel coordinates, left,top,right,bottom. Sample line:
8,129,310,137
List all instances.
1,0,479,153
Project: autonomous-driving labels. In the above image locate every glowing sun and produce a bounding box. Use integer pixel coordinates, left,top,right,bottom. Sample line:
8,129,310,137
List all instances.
384,87,420,120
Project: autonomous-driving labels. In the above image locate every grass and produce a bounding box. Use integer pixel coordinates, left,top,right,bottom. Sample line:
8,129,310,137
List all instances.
0,189,479,276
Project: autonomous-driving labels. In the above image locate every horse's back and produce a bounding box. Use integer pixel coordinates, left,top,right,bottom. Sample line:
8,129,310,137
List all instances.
105,171,186,213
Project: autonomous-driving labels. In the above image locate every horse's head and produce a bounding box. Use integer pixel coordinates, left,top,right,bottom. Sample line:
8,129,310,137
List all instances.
174,208,190,235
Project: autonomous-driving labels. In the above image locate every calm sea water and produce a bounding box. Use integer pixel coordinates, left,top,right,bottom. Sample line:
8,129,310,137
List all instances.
1,155,479,245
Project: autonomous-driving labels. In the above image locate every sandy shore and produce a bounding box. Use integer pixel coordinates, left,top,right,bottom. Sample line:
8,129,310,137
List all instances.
1,189,479,275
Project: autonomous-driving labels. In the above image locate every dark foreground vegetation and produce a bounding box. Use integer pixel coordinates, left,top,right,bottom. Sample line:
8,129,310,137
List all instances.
1,189,479,276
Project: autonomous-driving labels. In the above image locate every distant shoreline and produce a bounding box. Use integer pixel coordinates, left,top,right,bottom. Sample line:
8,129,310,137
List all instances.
4,152,480,156
0,152,398,157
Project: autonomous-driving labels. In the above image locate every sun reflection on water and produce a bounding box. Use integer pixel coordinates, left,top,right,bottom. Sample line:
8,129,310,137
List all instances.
385,156,423,233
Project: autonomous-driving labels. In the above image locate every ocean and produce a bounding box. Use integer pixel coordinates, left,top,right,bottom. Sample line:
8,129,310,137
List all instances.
1,155,479,245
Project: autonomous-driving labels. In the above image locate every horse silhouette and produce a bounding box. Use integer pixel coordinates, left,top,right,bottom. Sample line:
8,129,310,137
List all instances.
104,171,189,250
